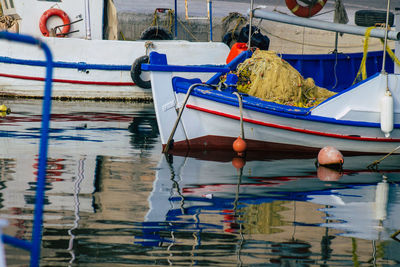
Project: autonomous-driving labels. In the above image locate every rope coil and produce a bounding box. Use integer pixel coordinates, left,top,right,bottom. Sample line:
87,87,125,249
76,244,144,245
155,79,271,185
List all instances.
151,8,174,34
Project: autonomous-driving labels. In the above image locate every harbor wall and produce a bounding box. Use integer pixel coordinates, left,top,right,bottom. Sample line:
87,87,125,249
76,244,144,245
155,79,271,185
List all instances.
117,11,393,54
118,12,224,42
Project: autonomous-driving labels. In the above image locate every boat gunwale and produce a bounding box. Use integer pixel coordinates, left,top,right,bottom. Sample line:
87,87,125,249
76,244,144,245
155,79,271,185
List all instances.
0,56,131,71
172,76,400,130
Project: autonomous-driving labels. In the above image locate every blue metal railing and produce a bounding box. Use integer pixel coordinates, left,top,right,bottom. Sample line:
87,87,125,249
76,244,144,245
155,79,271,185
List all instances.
0,31,54,267
0,56,131,71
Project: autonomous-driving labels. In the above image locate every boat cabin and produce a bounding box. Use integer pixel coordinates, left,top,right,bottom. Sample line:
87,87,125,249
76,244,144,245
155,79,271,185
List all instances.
0,0,116,40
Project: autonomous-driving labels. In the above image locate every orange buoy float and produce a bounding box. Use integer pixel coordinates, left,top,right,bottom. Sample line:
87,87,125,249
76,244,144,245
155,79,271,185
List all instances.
285,0,327,18
233,136,247,154
39,8,71,37
232,157,246,170
317,166,343,182
317,146,344,166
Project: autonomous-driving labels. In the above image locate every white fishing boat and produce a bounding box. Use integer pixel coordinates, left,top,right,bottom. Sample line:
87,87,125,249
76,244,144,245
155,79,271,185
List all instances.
0,0,230,100
143,2,400,154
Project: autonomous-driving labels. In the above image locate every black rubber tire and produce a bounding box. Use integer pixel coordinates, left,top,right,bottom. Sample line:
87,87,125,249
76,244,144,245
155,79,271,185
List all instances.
131,55,151,89
355,10,394,27
222,30,239,48
238,25,270,51
140,26,173,40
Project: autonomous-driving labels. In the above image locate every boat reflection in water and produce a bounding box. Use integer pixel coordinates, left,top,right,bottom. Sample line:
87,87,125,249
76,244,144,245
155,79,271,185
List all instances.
1,99,400,265
0,99,162,265
140,152,400,265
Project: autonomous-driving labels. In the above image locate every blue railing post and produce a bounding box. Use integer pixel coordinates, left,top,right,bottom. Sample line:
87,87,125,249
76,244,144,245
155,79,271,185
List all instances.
0,31,54,267
208,0,213,41
174,0,178,39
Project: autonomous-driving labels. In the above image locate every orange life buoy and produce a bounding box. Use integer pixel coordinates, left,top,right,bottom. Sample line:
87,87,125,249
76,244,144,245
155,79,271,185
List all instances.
285,0,327,18
39,8,71,37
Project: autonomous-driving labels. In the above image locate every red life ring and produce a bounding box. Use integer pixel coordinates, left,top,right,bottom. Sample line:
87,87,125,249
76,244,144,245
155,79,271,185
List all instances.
39,8,71,37
285,0,327,18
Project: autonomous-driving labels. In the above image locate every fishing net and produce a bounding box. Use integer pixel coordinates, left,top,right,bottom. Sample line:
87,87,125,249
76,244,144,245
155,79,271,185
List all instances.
0,1,18,32
0,15,18,31
230,50,336,107
221,12,247,45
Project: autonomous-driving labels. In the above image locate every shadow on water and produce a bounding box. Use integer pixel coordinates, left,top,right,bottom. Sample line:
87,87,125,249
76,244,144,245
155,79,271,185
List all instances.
128,114,159,150
0,99,400,266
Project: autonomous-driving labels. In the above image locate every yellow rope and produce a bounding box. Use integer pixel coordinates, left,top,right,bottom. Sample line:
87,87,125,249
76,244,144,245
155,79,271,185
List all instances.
353,25,400,85
120,31,126,40
382,39,400,66
178,18,199,41
230,17,246,40
352,26,374,84
151,11,158,27
221,13,247,42
166,9,174,33
151,9,175,34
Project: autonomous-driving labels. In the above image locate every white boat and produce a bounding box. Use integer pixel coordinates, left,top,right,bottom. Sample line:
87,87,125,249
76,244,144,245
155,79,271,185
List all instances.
0,0,230,100
144,8,400,154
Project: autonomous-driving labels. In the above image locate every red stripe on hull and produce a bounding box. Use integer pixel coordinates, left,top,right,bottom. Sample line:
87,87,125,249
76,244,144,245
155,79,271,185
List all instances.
186,104,400,142
167,135,321,153
166,136,379,158
0,72,135,86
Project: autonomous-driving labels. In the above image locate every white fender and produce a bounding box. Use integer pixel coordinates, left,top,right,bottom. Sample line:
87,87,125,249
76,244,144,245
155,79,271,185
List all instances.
380,90,394,137
375,179,389,221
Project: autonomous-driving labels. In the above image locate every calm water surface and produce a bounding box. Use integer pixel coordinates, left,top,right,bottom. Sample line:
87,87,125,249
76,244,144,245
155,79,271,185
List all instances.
0,99,399,266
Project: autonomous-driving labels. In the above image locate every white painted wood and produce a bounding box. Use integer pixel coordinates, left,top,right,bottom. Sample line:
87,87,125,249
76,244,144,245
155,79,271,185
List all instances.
0,1,230,100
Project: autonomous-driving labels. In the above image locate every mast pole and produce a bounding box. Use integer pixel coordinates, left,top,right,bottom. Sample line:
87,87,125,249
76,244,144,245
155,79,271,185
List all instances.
174,0,178,38
85,0,92,40
381,0,391,76
248,0,254,50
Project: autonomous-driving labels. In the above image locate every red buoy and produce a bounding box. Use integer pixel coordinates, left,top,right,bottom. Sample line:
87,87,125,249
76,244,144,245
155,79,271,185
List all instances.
232,157,246,169
317,166,343,181
233,136,247,153
317,146,344,166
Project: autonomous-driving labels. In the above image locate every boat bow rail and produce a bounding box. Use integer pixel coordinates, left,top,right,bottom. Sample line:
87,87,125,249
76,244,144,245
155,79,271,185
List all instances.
141,51,230,74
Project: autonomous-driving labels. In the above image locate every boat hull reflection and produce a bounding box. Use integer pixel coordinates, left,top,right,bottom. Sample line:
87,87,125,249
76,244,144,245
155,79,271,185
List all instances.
143,153,400,249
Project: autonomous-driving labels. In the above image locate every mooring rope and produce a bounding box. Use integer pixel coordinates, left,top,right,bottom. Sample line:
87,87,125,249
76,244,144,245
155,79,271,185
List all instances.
151,8,175,34
352,26,375,84
367,145,400,169
353,25,400,85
